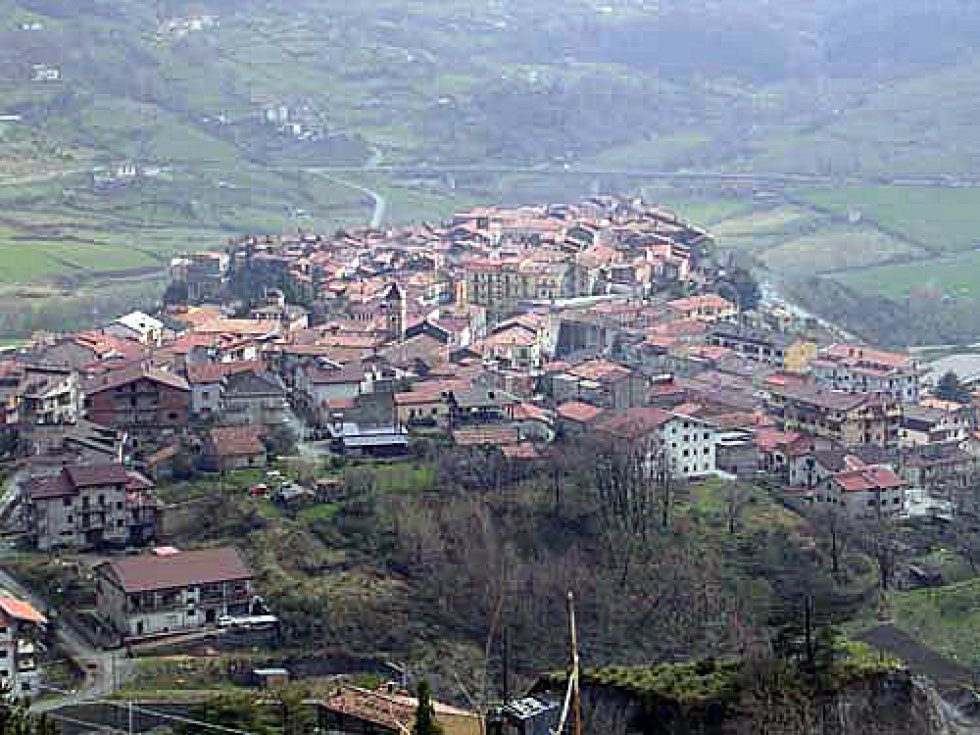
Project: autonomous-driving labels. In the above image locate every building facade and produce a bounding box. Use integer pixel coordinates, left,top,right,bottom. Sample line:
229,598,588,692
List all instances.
25,463,156,551
83,368,191,441
0,596,47,700
95,547,253,639
766,380,901,448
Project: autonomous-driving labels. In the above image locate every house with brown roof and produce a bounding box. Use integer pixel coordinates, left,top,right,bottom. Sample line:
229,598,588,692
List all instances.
83,367,191,446
24,463,156,551
95,546,254,639
201,426,267,472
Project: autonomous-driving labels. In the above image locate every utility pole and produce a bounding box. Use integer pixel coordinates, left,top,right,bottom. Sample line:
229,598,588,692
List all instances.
567,591,582,735
502,625,510,705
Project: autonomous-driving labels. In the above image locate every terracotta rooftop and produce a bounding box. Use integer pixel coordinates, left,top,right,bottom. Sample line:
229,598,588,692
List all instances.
208,426,265,458
595,407,674,440
316,685,480,735
556,401,604,424
835,465,906,493
566,359,632,383
0,596,46,625
453,425,520,447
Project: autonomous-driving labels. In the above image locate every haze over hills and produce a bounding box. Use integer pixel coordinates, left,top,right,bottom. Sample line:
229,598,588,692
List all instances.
1,0,980,342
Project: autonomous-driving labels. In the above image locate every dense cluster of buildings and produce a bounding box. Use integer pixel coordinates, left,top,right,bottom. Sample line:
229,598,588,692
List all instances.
1,195,978,692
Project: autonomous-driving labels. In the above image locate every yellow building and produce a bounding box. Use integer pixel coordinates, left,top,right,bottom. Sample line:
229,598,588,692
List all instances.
785,339,818,374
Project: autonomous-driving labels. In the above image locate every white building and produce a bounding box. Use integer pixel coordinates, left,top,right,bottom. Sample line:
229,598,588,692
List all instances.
813,463,908,521
0,596,47,700
105,311,164,346
809,344,920,403
595,406,723,480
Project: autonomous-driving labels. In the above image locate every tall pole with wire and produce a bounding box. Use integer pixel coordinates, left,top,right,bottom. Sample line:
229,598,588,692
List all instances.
567,592,582,735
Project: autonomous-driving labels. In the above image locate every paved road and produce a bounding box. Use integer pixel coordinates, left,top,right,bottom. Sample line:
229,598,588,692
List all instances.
0,479,128,713
0,559,128,713
305,168,387,229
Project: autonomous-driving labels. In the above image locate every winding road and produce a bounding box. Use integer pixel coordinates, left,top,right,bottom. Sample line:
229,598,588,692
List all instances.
305,145,388,229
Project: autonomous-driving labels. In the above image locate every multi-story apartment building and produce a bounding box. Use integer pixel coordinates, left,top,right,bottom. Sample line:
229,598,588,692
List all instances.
16,365,81,425
0,596,47,700
814,464,908,521
765,379,901,449
708,324,817,372
809,344,920,403
900,400,976,447
95,547,254,639
0,363,80,426
25,463,156,551
463,257,571,325
83,367,191,444
595,406,723,480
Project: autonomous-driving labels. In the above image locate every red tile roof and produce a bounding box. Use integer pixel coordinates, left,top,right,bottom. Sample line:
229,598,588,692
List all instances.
453,425,520,447
0,596,46,625
834,465,906,493
208,426,265,458
595,407,674,440
317,686,480,735
567,359,632,383
556,401,604,424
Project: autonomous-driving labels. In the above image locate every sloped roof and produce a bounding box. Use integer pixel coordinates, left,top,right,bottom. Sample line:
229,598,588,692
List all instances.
0,596,46,625
100,547,252,593
595,407,673,440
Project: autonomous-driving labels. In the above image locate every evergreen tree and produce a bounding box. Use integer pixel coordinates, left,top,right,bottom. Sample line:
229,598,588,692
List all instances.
412,680,444,735
936,371,972,404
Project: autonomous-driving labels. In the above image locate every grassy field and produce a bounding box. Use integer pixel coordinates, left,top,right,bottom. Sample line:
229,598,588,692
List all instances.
891,577,980,669
761,224,923,276
801,187,980,253
835,250,980,302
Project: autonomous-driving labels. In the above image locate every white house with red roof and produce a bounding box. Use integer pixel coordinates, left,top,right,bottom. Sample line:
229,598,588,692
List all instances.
0,595,47,699
814,459,908,520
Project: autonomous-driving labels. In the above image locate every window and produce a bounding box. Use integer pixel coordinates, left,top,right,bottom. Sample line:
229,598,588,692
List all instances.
683,449,689,457
67,515,73,524
703,448,710,455
703,432,710,440
202,391,210,400
168,412,179,421
682,435,689,442
63,498,71,507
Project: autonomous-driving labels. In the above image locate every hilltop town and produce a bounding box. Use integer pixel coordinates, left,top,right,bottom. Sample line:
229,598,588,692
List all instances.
0,195,976,733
